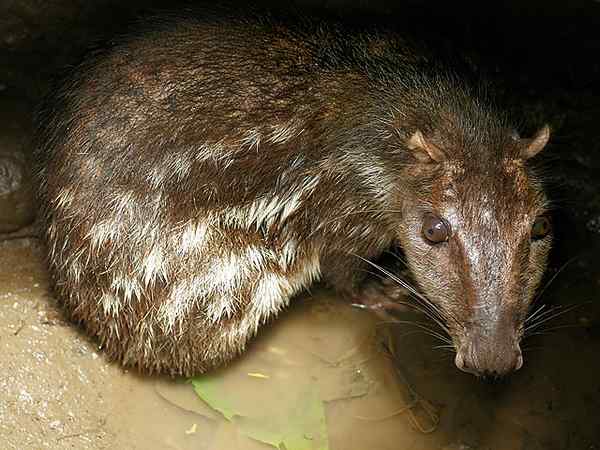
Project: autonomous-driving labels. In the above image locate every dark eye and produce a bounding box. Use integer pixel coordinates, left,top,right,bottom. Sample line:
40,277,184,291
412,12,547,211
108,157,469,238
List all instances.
422,213,450,243
531,216,552,240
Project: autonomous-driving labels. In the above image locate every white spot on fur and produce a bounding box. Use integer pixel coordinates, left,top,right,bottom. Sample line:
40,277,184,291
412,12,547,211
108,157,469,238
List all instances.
111,275,142,303
194,141,230,164
290,246,322,288
158,240,278,332
161,276,204,331
157,228,321,339
221,175,320,230
204,246,275,323
87,220,120,251
178,222,210,254
245,246,266,271
208,245,322,350
212,254,241,290
249,247,321,330
246,195,290,228
206,293,239,324
159,250,248,330
279,239,297,270
251,273,287,318
100,292,121,316
141,246,167,286
146,152,193,188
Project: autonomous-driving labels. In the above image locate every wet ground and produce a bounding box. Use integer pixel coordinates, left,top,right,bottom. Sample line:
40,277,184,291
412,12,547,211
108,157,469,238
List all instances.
1,1,600,449
2,234,600,450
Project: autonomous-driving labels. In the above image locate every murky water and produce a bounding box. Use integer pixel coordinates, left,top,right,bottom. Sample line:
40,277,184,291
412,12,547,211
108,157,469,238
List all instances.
1,1,600,449
1,237,599,449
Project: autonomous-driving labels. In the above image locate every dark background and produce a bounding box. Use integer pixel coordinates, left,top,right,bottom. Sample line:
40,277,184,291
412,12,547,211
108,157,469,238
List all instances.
2,0,599,270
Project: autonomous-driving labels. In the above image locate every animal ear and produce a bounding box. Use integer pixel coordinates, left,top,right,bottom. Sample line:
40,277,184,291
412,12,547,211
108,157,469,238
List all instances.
519,124,551,160
407,130,445,163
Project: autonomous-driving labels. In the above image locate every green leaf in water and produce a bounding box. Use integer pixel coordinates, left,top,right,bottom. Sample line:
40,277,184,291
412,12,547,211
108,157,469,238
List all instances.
191,373,329,450
191,372,238,421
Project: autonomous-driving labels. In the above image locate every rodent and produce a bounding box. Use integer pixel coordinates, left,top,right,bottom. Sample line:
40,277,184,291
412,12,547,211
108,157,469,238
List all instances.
34,9,553,378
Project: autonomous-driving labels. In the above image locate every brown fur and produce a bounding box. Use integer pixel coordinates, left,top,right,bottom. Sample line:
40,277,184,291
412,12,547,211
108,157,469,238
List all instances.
34,11,551,377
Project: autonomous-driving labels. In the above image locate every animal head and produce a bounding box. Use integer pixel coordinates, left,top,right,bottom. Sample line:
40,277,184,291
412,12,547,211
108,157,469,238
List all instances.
396,123,552,377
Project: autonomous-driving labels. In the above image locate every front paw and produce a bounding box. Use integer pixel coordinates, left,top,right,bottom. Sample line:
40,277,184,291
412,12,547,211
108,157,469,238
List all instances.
352,276,412,321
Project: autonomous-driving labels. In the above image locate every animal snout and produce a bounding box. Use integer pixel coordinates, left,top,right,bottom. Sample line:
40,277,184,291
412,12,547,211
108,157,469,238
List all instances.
455,339,523,378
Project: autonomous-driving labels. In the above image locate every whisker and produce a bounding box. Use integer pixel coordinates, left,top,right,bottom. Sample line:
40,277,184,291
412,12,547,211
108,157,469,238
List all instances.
431,344,456,353
362,298,444,328
525,303,585,335
353,254,452,333
527,302,579,323
390,329,457,356
395,330,434,340
533,256,578,303
434,354,455,364
384,249,410,267
351,268,446,326
526,306,563,326
521,345,544,352
526,330,562,338
375,320,453,345
528,324,585,335
526,303,581,328
374,318,452,345
525,303,547,324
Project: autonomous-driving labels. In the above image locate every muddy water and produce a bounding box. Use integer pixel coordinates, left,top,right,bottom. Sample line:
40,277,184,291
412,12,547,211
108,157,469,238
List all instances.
1,239,599,449
0,240,599,450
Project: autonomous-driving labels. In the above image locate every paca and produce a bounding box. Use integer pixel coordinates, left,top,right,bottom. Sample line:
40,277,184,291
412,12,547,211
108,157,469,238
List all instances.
34,10,552,377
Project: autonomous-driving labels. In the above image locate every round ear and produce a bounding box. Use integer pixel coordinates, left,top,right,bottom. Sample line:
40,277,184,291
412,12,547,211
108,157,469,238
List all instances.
519,124,551,160
407,130,446,163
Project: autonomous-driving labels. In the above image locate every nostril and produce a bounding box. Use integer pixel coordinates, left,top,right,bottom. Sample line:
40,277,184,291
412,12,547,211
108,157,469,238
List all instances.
455,344,522,377
455,350,479,375
514,350,523,371
454,352,465,371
